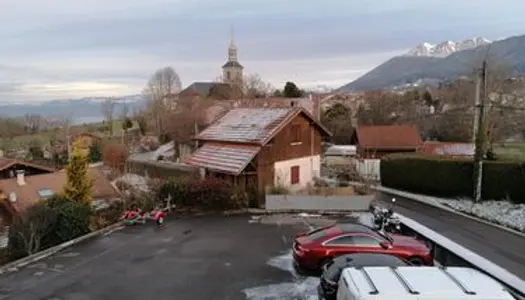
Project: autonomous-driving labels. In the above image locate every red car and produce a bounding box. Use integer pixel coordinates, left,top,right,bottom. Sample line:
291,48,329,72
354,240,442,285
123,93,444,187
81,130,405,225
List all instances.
293,223,433,271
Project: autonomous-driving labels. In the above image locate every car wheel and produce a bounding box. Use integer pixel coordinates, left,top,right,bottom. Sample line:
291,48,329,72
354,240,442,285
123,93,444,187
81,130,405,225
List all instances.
407,256,424,266
319,257,333,270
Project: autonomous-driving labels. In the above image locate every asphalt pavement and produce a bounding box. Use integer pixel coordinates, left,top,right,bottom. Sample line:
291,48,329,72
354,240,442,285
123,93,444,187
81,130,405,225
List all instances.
376,191,525,281
0,214,322,300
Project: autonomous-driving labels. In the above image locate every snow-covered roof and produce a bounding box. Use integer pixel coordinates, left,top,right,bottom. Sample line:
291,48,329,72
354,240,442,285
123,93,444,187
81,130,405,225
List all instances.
129,141,175,162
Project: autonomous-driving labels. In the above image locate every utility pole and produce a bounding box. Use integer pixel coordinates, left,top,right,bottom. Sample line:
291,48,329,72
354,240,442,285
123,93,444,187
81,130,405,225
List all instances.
473,60,487,202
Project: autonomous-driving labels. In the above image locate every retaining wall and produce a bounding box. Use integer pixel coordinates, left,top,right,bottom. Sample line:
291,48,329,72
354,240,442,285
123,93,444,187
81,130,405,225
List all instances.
265,194,373,212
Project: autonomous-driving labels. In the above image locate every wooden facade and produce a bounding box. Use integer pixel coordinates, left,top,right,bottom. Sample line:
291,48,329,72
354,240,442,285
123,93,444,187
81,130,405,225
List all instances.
255,113,324,197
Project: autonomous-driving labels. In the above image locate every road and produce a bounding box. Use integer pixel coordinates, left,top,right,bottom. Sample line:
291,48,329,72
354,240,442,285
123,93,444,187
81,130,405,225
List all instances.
376,191,525,281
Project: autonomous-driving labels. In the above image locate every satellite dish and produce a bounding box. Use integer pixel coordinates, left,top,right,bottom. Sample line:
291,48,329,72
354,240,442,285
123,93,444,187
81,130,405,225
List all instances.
9,192,17,203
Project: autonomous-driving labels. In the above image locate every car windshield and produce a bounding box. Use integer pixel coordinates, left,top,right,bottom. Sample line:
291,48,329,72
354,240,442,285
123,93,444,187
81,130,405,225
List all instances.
324,263,344,282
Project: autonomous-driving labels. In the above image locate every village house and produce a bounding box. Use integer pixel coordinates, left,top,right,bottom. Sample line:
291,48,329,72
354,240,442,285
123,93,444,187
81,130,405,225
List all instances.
0,166,120,216
184,107,331,203
351,125,422,158
0,157,55,180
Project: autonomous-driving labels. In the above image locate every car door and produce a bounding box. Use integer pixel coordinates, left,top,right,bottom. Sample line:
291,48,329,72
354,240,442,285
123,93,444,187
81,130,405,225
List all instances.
322,234,358,257
350,234,384,254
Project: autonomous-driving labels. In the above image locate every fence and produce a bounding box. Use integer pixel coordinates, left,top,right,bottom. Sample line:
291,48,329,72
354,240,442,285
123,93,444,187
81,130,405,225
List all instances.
265,195,373,212
355,159,380,181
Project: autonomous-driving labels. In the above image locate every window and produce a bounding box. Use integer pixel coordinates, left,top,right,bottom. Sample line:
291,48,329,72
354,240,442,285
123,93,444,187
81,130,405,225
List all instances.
226,71,231,80
291,125,301,143
352,235,381,246
38,188,54,200
290,166,300,184
326,235,355,245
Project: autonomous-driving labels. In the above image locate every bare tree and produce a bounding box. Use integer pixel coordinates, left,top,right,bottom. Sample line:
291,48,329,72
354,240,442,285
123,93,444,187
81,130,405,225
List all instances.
143,67,182,137
12,203,57,256
243,73,274,98
213,73,274,99
101,98,116,136
23,114,43,134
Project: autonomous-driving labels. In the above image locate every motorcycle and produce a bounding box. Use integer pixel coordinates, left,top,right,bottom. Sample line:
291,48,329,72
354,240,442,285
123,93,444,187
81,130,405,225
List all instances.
370,198,402,234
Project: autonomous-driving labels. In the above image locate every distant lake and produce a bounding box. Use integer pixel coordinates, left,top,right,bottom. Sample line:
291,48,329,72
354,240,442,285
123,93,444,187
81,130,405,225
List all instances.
72,116,104,125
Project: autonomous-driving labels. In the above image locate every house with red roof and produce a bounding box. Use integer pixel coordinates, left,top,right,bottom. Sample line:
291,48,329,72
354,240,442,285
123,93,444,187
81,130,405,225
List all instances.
184,107,331,204
350,125,422,159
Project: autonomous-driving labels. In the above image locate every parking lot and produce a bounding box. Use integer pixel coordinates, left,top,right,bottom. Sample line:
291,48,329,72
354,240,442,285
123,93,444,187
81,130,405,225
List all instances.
0,213,349,300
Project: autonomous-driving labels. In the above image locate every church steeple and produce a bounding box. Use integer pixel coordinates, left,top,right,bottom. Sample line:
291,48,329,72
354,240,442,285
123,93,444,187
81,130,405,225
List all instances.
222,27,243,85
228,27,238,62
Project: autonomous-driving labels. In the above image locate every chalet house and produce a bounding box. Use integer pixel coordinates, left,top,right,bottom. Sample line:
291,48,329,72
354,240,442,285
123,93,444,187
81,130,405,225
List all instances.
0,157,55,180
351,125,422,158
0,166,120,216
184,107,331,203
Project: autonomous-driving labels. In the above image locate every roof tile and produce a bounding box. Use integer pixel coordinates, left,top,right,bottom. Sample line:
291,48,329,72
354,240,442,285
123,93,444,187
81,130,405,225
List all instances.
355,125,422,149
184,143,260,175
195,107,297,144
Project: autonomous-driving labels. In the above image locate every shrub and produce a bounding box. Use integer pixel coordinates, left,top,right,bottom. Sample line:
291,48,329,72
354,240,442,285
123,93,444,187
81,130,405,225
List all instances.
157,177,239,210
7,195,93,260
267,185,291,195
102,143,128,172
43,195,93,247
380,154,525,203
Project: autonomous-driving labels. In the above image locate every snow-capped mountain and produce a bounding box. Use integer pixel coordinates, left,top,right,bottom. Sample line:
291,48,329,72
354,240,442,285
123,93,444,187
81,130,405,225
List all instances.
406,37,491,57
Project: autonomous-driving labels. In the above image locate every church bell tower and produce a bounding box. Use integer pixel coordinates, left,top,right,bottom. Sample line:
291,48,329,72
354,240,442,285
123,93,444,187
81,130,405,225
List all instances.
222,27,243,86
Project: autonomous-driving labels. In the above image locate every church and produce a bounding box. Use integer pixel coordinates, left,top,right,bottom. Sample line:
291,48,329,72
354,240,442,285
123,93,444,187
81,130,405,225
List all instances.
179,31,244,98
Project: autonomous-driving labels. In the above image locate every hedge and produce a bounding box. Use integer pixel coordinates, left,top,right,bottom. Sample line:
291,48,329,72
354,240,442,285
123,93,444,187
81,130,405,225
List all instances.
157,177,249,210
380,154,525,203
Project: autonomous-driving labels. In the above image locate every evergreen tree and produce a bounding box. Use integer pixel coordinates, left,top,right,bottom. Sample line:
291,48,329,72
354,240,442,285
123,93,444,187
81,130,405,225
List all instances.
283,82,304,98
63,139,93,205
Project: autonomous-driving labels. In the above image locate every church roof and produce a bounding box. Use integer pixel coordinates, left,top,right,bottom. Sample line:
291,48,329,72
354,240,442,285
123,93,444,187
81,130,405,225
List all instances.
181,82,223,96
222,61,243,69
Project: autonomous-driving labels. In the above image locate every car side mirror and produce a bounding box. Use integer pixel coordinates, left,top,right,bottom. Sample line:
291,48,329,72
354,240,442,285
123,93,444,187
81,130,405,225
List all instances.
380,241,391,249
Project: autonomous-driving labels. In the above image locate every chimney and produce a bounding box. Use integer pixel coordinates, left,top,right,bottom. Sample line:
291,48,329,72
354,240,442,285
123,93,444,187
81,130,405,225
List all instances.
16,170,26,186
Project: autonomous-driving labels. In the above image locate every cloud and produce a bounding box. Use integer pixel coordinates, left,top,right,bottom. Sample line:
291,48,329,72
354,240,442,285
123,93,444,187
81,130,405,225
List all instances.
2,0,525,102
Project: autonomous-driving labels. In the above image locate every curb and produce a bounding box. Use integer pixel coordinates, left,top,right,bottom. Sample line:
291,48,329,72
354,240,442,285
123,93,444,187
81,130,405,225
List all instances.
0,222,124,274
372,185,525,239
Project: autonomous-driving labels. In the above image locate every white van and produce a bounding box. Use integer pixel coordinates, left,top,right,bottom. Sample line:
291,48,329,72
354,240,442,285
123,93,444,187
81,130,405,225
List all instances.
337,266,516,300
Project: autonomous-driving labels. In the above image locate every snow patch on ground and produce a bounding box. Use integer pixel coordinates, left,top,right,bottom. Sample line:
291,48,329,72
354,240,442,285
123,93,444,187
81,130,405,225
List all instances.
243,250,319,300
438,198,525,232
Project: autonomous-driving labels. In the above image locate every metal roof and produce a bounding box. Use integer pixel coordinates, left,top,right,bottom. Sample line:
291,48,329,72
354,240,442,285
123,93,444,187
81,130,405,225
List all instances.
195,107,296,144
184,143,261,175
341,266,513,300
353,125,422,150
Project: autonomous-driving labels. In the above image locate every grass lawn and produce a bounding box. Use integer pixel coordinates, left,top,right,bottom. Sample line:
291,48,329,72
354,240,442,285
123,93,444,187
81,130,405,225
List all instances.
494,142,525,161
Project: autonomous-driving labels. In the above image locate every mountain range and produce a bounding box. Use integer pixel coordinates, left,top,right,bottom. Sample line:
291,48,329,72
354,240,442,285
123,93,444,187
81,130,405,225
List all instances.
337,34,525,92
0,95,146,124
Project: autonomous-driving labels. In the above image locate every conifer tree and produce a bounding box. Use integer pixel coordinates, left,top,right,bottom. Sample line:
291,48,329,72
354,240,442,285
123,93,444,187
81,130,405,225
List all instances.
63,139,93,205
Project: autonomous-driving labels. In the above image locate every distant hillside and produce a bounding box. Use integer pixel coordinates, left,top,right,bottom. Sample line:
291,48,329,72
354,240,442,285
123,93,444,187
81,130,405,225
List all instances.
337,34,525,92
0,95,146,122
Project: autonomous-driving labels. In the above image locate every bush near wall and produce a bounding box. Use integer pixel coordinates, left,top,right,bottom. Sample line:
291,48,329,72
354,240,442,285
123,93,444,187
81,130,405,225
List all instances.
8,195,93,260
380,154,525,203
157,177,246,210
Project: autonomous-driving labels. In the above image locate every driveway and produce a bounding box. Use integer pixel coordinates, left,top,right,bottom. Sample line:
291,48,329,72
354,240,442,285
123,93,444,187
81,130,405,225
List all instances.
0,213,348,300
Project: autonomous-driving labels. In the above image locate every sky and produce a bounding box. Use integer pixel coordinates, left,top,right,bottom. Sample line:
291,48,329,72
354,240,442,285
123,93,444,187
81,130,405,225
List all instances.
2,0,525,103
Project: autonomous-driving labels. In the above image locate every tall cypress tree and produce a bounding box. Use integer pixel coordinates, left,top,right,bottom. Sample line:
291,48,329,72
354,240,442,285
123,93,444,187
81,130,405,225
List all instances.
63,139,93,205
